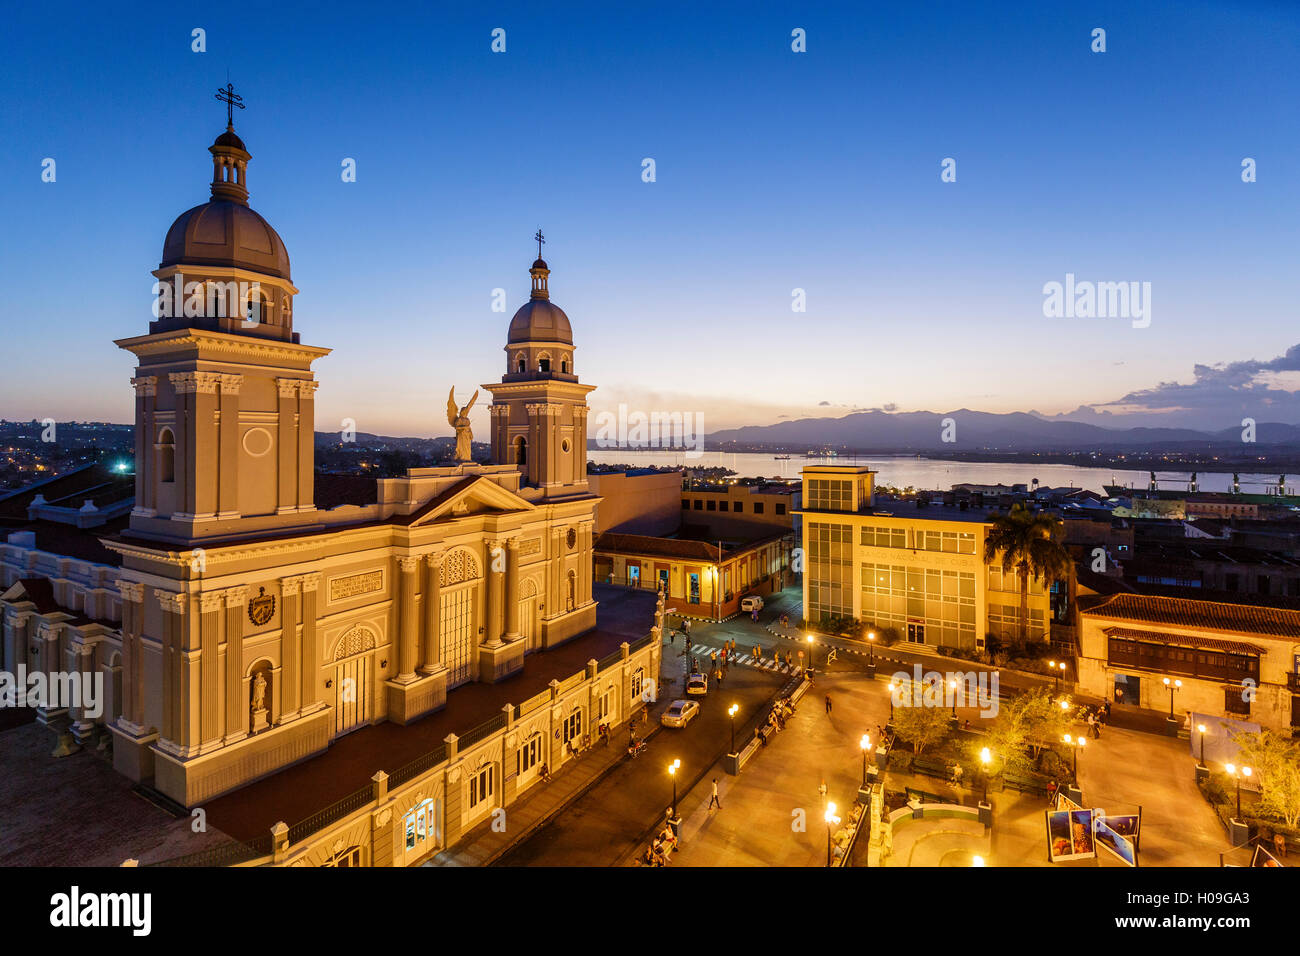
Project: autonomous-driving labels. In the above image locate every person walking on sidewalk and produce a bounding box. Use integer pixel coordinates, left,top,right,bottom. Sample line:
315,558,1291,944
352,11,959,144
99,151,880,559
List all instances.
708,778,721,810
825,694,833,714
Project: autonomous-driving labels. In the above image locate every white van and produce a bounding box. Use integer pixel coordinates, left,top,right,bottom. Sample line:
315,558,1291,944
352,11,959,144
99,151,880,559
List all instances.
740,596,764,613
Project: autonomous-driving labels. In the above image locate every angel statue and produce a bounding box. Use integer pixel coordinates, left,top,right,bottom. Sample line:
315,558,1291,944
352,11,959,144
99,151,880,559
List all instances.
447,387,479,462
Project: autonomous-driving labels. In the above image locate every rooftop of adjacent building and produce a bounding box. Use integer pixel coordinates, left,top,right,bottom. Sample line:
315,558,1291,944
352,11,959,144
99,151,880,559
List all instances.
1076,589,1300,639
594,527,792,563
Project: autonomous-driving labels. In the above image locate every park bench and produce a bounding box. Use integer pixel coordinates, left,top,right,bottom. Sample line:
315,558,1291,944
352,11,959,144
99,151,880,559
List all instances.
1001,771,1051,796
910,754,949,779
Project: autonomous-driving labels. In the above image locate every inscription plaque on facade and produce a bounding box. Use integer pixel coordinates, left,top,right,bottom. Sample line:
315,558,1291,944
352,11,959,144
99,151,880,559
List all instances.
330,570,385,602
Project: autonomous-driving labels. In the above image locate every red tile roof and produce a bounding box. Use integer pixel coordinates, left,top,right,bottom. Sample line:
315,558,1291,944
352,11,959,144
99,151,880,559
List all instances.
1078,592,1300,639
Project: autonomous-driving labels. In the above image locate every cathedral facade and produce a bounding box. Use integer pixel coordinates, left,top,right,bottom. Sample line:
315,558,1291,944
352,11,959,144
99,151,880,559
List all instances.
2,119,606,809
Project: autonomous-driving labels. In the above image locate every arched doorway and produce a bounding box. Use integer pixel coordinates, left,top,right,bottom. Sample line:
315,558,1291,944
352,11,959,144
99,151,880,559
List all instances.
331,625,377,736
440,549,481,688
519,578,539,651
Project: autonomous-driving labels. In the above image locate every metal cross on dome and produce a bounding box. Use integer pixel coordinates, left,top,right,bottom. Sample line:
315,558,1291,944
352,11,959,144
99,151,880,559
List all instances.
535,228,545,259
215,83,245,126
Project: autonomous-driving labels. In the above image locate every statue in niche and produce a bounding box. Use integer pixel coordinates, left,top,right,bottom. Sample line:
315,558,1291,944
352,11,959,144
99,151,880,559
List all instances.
447,388,479,462
250,670,270,733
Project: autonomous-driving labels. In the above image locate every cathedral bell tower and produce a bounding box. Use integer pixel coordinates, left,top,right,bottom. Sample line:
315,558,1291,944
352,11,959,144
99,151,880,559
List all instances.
482,233,594,498
114,89,330,545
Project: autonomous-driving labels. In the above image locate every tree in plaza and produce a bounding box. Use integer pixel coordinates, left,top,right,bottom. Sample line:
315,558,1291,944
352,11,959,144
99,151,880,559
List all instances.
979,689,1071,774
983,504,1071,645
1232,730,1300,827
893,702,951,755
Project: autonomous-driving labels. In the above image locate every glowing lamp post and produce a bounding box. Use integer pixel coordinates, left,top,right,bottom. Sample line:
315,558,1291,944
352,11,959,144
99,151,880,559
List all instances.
860,734,871,787
824,802,840,867
1162,677,1182,719
728,704,739,755
668,759,680,820
1225,763,1252,820
1063,734,1085,776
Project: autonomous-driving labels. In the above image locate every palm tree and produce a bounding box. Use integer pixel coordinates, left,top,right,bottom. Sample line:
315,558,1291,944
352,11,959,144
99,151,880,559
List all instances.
983,504,1071,646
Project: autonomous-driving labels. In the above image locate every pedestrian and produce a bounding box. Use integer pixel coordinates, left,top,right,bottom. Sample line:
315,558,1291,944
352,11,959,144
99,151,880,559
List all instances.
1102,701,1112,723
1275,830,1288,859
825,694,832,714
708,778,722,810
950,763,964,787
786,651,793,668
752,607,758,622
752,645,759,661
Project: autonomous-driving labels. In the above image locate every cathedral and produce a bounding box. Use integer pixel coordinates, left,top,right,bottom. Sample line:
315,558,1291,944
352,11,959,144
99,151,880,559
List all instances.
1,114,609,809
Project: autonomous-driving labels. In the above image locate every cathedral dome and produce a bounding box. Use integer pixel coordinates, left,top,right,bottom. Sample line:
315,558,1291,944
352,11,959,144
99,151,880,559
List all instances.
508,298,572,345
158,121,291,280
160,201,291,280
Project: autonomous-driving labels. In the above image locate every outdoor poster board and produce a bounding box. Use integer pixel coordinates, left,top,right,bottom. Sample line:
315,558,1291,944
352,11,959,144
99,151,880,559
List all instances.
1251,845,1285,868
1045,808,1097,862
1094,813,1138,867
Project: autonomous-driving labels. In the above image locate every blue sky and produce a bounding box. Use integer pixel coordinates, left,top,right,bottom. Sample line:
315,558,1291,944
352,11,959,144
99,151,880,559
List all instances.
1,0,1297,438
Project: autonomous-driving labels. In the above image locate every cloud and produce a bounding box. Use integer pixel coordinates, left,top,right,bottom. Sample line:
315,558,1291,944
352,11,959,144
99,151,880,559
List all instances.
818,400,831,406
1048,343,1300,429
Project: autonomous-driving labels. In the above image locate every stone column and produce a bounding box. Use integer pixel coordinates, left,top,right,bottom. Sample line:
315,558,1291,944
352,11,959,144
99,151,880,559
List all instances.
421,552,443,673
397,557,420,680
484,540,503,647
68,638,97,743
300,573,320,710
216,374,243,519
117,581,145,730
275,378,298,514
223,586,248,744
199,593,224,745
579,520,595,604
280,576,302,716
154,589,186,750
297,380,318,510
130,377,157,516
504,538,521,643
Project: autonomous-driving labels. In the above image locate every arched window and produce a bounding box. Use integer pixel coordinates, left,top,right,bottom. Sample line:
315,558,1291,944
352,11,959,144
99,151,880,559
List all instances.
560,357,569,373
516,354,526,374
157,428,175,483
246,289,270,325
513,435,527,467
538,356,551,373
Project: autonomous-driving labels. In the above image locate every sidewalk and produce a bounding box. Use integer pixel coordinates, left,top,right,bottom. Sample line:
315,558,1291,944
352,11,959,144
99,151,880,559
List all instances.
431,689,671,866
654,670,888,867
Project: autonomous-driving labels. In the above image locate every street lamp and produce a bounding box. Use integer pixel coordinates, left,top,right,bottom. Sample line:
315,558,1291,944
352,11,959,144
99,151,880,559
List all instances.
1197,723,1207,768
887,681,897,721
1162,677,1182,720
824,801,840,867
728,704,739,755
1225,763,1252,819
972,855,986,867
668,758,681,820
805,634,815,674
948,677,958,717
1063,734,1085,776
1048,659,1067,693
867,631,876,665
860,734,872,787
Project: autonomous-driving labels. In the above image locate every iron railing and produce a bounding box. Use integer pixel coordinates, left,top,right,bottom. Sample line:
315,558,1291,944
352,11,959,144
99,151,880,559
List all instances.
389,743,448,788
457,712,507,751
146,833,272,868
286,784,375,845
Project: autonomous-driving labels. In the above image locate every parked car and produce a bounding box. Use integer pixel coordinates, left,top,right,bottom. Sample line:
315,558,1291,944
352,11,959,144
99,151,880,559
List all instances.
661,699,700,728
741,595,764,612
687,672,708,696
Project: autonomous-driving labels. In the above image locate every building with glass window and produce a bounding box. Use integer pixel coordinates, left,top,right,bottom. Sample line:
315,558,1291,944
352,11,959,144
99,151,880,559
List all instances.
795,465,1052,651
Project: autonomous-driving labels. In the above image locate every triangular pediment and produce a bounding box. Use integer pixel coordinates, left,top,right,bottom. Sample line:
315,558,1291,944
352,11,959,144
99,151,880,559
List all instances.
406,476,536,526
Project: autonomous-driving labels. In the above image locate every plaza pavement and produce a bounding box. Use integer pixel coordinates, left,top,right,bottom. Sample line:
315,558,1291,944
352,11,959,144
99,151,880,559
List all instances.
659,669,890,867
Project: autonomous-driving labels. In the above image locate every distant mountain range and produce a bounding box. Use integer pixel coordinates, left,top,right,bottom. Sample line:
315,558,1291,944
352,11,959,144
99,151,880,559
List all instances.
706,410,1300,452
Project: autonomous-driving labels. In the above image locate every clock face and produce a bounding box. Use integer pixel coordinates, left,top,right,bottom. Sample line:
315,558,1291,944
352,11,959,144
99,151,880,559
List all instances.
567,528,577,550
248,586,276,626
